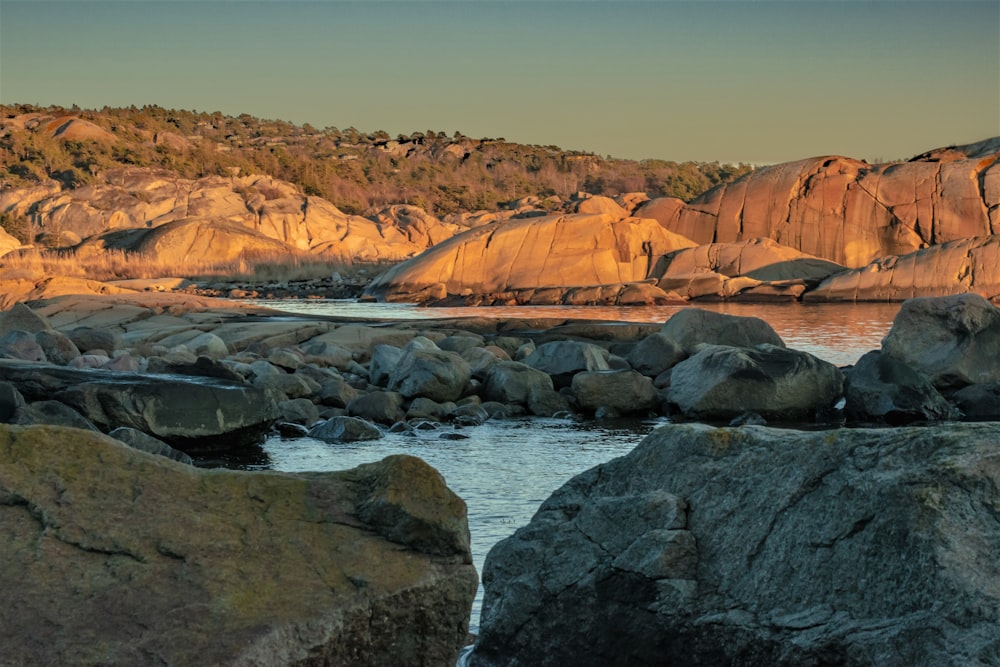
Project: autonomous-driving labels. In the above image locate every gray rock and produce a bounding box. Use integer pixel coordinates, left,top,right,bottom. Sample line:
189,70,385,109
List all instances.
844,351,960,424
68,325,121,354
0,330,47,362
473,423,1000,667
406,397,456,421
183,332,230,360
881,293,1000,390
308,415,382,443
526,386,572,417
571,369,658,416
483,361,555,406
438,333,485,354
524,341,610,389
666,344,843,422
0,425,475,666
317,375,361,408
267,348,304,370
145,356,246,383
369,344,403,387
347,391,406,425
627,332,686,377
388,347,471,403
300,340,354,369
461,346,503,380
0,361,281,448
277,398,320,426
0,381,25,422
661,308,785,352
108,426,194,464
34,330,81,366
950,382,1000,420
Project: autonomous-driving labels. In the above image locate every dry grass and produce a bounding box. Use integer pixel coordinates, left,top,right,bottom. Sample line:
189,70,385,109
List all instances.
0,248,375,283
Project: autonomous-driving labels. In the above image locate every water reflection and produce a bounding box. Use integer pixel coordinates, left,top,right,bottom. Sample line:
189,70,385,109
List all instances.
249,300,900,366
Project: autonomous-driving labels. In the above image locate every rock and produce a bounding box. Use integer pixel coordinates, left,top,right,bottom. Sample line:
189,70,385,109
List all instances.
438,333,486,354
571,370,658,416
300,340,354,369
308,415,382,443
0,381,25,421
388,347,472,403
265,372,320,400
278,398,320,426
365,213,696,303
34,330,81,366
805,236,1000,302
0,330,47,362
666,344,844,422
483,361,555,407
627,332,686,377
658,238,846,283
101,353,141,372
661,149,1000,268
347,391,406,425
881,293,1000,390
184,331,229,360
526,386,573,417
13,400,99,431
317,375,361,408
951,383,1000,420
70,354,111,369
473,422,1000,667
67,325,121,354
145,356,246,383
0,424,475,666
461,346,504,380
267,348,304,370
661,308,786,353
406,397,455,422
523,341,610,389
0,303,51,335
844,351,960,424
108,426,194,464
369,344,404,387
0,361,281,449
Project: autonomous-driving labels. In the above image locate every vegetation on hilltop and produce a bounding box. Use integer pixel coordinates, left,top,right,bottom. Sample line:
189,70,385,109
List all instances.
0,104,752,216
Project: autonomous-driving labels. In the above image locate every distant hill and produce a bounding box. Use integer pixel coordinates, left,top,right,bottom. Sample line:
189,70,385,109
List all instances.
0,104,752,217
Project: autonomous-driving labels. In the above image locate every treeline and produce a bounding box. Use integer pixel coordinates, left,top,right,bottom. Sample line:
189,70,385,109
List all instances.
0,104,752,216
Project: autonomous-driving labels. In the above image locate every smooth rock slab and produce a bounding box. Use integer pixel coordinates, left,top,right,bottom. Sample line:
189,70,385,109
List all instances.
0,360,281,449
472,423,1000,667
0,424,476,666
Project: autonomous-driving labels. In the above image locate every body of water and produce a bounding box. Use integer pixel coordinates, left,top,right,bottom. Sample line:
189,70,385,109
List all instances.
251,300,902,634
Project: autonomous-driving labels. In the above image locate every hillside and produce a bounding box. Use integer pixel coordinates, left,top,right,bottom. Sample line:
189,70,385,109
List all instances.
0,104,751,217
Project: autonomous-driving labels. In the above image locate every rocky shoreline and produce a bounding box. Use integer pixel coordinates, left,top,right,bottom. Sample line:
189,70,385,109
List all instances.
1,288,999,664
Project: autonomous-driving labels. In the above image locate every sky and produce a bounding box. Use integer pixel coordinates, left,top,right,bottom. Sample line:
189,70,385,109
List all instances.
0,0,997,164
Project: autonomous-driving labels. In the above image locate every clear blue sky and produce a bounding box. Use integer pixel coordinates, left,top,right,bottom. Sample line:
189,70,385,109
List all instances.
1,0,997,164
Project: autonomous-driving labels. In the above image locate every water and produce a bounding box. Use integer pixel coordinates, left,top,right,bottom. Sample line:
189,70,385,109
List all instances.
247,300,901,635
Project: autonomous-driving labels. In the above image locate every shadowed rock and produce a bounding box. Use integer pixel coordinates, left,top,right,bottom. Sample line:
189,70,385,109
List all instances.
472,422,1000,666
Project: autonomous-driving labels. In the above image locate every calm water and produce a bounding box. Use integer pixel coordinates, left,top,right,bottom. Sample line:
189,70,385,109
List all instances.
251,300,901,634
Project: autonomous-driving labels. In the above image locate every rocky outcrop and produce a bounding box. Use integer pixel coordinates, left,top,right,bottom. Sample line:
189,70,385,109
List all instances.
805,236,1000,302
843,351,960,424
472,422,1000,666
0,168,458,262
651,140,1000,268
364,212,697,304
0,424,476,666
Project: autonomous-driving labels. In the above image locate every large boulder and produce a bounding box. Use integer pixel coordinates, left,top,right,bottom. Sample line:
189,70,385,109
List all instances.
0,424,476,666
482,361,555,407
666,344,843,422
571,369,659,416
523,341,610,389
627,332,686,377
388,347,472,403
472,423,1000,666
880,293,1000,390
660,308,786,353
364,213,696,303
844,351,960,424
0,361,281,449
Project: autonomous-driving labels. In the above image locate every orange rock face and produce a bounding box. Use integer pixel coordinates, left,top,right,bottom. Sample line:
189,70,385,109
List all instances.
365,213,696,303
648,139,1000,268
